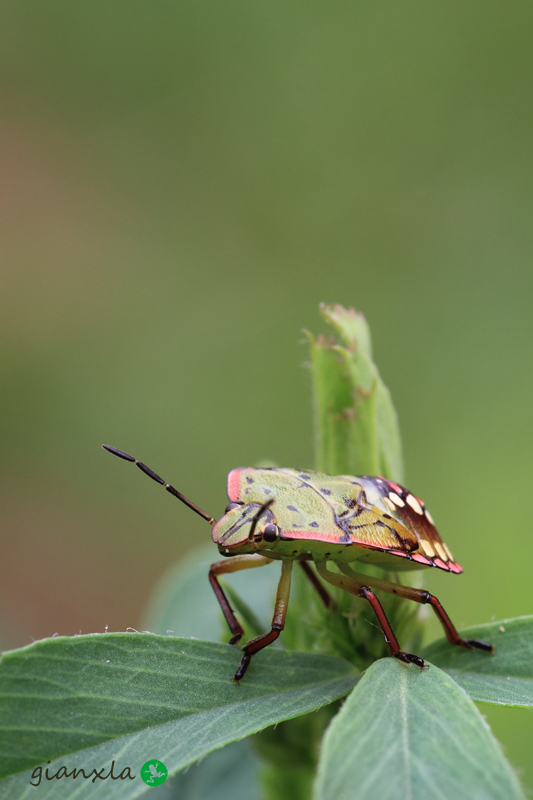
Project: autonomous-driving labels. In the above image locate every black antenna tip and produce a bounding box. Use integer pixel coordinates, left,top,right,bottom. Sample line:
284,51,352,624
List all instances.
136,461,165,485
102,445,135,462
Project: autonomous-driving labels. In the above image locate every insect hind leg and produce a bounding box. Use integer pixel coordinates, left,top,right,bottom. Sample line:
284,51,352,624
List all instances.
337,563,493,655
421,593,493,653
315,561,425,669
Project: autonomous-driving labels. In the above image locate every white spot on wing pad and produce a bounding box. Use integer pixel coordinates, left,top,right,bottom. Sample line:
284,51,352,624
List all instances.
435,542,449,562
420,539,436,558
383,496,396,512
425,509,435,526
389,492,405,507
406,494,423,515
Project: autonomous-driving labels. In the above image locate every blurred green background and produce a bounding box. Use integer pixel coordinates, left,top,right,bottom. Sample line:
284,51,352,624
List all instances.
1,0,532,788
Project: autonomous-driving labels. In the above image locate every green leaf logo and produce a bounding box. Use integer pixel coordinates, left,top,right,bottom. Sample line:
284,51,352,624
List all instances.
140,759,168,787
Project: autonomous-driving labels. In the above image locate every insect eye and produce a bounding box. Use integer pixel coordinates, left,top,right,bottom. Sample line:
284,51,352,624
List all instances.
225,502,242,513
262,523,279,543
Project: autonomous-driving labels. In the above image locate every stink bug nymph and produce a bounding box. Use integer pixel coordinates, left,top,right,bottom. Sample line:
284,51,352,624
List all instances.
103,445,493,681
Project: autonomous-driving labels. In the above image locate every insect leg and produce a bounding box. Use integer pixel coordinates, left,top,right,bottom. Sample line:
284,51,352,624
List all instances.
337,564,493,654
209,554,274,645
298,561,337,609
234,560,293,682
315,561,425,668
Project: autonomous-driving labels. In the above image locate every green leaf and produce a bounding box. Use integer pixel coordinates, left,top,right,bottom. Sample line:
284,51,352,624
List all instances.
156,740,261,800
308,303,403,482
321,302,374,360
313,658,525,800
0,632,358,796
422,616,533,707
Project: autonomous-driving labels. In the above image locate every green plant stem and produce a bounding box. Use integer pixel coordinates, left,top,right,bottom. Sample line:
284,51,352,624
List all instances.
256,303,409,800
252,705,339,800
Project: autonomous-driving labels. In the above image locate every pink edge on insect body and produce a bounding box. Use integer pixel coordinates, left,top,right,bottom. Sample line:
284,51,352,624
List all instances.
410,553,433,566
387,481,403,494
227,469,244,503
383,550,463,573
280,530,398,546
385,549,410,559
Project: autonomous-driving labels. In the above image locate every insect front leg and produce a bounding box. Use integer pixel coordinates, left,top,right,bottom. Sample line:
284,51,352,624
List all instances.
209,554,274,645
337,564,493,654
314,561,425,669
234,559,293,682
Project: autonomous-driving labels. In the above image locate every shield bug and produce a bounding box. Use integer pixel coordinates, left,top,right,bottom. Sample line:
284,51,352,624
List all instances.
103,445,493,681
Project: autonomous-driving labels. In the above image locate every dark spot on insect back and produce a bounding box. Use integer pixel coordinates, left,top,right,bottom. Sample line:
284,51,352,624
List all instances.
263,489,272,495
320,488,332,495
344,497,357,508
246,477,254,484
287,505,298,512
298,474,310,480
310,522,318,527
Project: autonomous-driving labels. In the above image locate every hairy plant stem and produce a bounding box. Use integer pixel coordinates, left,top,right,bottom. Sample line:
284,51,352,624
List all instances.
254,303,417,800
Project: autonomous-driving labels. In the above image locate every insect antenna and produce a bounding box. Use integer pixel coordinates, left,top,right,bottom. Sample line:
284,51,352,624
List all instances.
102,444,216,525
247,498,275,543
